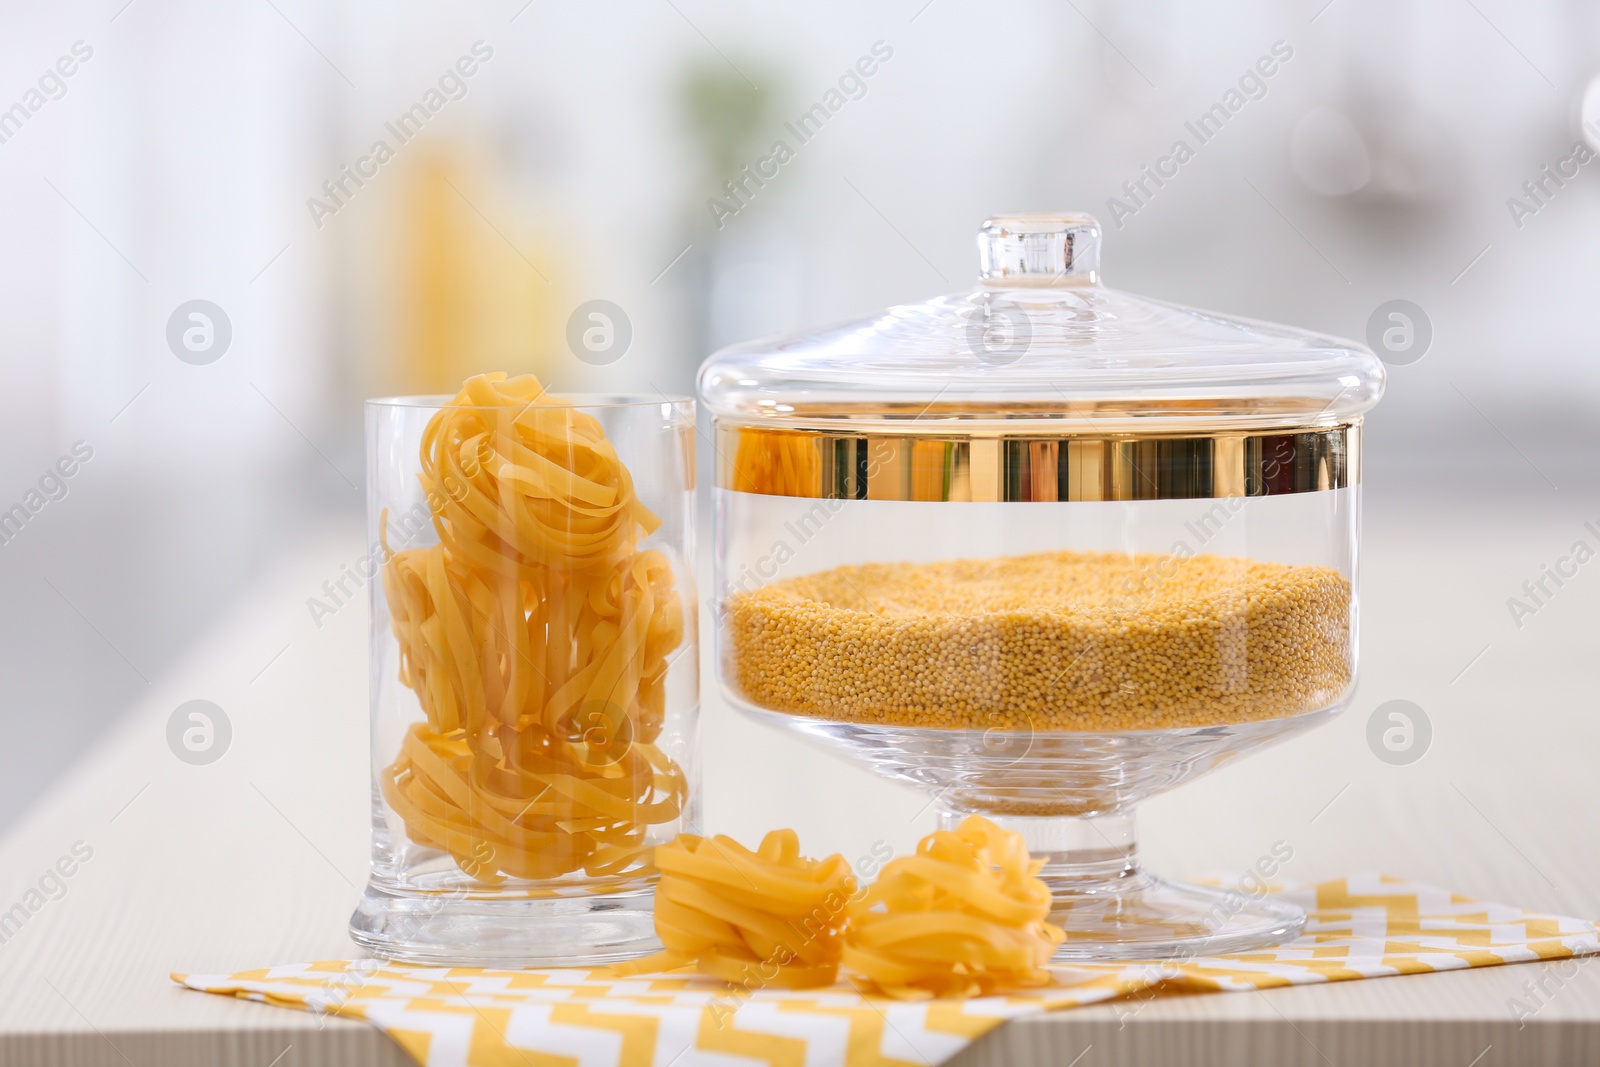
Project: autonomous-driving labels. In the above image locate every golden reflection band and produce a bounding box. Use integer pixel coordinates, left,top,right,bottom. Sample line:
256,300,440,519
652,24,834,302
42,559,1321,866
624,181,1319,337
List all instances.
718,424,1356,501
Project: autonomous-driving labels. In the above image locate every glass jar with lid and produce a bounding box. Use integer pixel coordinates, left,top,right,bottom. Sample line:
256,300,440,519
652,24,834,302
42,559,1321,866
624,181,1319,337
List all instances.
699,213,1384,959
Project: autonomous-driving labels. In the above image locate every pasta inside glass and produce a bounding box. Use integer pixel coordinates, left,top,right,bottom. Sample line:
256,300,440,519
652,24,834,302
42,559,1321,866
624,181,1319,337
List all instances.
351,379,698,966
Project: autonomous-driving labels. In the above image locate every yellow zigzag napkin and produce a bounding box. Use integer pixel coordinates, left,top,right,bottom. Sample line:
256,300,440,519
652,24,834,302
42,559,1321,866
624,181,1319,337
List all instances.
175,875,1598,1067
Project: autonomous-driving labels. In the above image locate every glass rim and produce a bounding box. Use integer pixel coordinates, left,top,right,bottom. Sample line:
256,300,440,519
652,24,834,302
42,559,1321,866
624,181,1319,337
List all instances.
366,391,694,410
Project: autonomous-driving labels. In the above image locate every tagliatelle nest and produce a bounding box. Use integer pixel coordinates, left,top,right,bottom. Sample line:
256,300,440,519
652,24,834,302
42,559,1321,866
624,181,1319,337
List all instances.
843,816,1064,999
609,830,857,989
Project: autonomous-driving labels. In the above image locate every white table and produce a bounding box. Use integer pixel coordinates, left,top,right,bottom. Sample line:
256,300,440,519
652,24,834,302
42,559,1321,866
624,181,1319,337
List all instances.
2,493,1596,1066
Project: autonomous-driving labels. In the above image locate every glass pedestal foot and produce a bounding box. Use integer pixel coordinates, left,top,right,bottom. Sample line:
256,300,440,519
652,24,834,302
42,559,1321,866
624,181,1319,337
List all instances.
940,810,1304,961
1045,868,1304,960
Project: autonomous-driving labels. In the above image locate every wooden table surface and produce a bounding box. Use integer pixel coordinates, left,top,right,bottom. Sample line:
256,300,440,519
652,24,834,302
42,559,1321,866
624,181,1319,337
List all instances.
2,492,1597,1067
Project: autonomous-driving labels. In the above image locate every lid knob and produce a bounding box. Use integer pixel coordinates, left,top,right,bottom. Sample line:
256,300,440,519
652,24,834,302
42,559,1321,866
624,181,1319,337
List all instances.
977,213,1101,287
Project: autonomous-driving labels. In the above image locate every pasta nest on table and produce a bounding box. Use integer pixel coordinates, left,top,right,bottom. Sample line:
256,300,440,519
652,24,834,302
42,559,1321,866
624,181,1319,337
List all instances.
843,815,1064,999
379,374,688,884
611,830,858,989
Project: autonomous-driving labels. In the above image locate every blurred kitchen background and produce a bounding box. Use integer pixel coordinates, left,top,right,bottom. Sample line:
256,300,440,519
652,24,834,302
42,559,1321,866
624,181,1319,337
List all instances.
1,0,1597,830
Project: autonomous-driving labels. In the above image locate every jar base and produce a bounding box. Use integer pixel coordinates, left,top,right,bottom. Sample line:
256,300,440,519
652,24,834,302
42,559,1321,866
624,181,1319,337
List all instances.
937,809,1303,961
1045,868,1304,961
348,883,661,967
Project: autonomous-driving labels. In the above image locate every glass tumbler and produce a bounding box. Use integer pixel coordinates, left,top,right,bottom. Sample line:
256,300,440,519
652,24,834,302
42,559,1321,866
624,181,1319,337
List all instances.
350,389,698,965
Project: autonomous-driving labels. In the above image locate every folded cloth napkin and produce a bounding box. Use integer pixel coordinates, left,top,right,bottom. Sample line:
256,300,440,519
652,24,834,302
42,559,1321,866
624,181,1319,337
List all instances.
175,874,1599,1067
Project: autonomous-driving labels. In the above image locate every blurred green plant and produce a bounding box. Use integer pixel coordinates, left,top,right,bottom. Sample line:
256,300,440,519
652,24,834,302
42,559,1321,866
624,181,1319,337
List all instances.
679,60,779,181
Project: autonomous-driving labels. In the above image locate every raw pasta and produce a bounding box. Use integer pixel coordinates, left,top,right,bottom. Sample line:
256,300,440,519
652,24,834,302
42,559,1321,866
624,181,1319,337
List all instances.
729,428,821,498
843,816,1064,999
609,830,857,989
380,374,687,882
420,373,662,573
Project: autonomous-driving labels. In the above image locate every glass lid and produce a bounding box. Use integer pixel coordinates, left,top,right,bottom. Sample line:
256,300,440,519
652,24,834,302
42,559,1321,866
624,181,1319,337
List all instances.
699,213,1385,434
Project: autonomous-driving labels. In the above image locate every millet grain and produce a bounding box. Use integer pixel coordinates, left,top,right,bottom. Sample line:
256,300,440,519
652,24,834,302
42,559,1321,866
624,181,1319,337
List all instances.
726,550,1351,731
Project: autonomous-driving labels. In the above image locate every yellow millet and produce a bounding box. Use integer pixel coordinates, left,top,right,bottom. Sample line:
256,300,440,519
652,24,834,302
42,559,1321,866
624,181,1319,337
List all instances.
725,550,1351,731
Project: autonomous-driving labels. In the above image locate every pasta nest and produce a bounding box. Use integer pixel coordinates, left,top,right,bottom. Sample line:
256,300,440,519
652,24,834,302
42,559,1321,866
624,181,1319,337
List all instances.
611,831,858,989
418,373,661,574
843,816,1064,999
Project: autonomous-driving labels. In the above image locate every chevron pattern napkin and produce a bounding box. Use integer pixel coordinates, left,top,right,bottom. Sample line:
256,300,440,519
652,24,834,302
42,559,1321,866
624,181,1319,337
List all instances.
175,874,1599,1067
